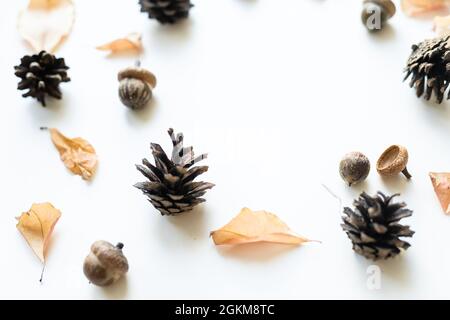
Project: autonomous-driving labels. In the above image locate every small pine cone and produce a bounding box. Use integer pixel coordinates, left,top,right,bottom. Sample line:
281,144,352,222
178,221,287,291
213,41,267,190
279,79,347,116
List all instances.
135,128,214,216
404,35,450,103
341,191,414,261
139,0,193,24
14,51,70,106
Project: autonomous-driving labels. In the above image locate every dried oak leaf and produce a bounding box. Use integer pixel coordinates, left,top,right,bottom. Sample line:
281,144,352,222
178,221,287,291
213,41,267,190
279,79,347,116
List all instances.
16,203,61,263
401,0,449,16
49,128,98,180
96,33,142,54
18,0,75,53
430,172,450,214
210,207,312,245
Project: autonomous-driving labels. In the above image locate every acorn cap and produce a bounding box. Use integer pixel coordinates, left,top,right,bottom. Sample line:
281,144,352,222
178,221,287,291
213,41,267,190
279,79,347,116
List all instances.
118,66,157,88
363,0,396,18
376,145,411,178
90,240,129,274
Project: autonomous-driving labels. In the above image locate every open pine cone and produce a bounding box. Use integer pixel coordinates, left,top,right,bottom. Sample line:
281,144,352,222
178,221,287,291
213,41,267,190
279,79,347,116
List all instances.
138,0,193,24
341,191,414,261
14,51,70,106
404,35,450,103
135,128,214,216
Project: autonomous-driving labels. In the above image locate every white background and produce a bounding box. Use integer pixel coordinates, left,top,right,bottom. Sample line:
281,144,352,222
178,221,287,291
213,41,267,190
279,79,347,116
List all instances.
1,0,449,299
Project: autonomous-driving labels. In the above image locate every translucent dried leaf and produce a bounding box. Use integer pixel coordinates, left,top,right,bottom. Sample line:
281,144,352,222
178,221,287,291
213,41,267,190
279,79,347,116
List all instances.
434,15,450,36
96,33,142,54
16,203,61,263
430,172,450,214
49,128,98,180
210,207,312,245
401,0,449,16
17,0,75,53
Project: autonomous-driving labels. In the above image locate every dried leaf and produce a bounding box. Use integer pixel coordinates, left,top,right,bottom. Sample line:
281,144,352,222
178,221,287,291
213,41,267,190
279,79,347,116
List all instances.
434,15,450,36
16,203,61,263
96,33,142,54
49,128,98,180
401,0,449,16
18,0,75,53
430,172,450,214
210,207,312,245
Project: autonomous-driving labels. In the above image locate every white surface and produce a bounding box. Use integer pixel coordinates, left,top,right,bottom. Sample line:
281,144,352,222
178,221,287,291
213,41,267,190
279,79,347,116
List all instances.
1,0,449,299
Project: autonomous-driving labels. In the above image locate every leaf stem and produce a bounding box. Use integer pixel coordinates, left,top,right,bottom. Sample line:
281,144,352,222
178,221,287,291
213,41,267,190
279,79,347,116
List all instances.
39,264,46,283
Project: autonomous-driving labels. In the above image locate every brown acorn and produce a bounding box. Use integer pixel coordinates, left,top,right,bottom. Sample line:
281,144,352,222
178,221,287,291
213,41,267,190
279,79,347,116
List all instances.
361,0,396,31
83,241,129,286
118,64,157,110
376,145,411,179
339,152,370,186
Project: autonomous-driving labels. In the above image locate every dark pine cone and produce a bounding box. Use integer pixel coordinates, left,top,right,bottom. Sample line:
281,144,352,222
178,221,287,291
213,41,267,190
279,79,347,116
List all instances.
341,191,414,261
135,128,214,216
404,35,450,103
14,51,70,106
139,0,193,24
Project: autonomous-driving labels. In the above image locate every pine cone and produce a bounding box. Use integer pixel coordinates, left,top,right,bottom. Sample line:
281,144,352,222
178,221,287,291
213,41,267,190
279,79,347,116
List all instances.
135,128,214,216
341,191,414,261
139,0,193,24
14,51,70,107
404,35,450,103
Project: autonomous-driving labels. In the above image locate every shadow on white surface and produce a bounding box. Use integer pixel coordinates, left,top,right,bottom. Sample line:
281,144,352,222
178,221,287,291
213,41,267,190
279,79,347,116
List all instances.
235,0,258,5
367,24,396,43
99,276,129,300
25,95,69,125
344,180,371,195
148,19,193,45
420,98,450,119
125,96,159,125
350,250,412,288
380,176,412,194
377,254,412,286
166,205,207,240
421,97,448,109
215,242,300,262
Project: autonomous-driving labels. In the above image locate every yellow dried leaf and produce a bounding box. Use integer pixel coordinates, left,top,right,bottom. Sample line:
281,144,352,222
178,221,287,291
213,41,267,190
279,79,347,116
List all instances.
210,208,312,245
50,128,98,180
430,172,450,214
401,0,448,16
96,33,143,54
16,203,61,263
18,0,75,53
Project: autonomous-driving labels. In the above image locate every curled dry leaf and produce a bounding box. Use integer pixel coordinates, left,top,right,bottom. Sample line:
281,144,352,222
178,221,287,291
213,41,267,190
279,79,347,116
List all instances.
16,203,61,263
96,33,143,54
49,128,98,180
210,207,312,245
18,0,75,53
430,172,450,214
401,0,449,16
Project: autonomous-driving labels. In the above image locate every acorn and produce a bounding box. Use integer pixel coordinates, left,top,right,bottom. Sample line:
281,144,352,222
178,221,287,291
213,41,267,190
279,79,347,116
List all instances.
361,0,396,31
118,63,157,110
376,145,411,179
83,241,129,287
339,152,370,186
